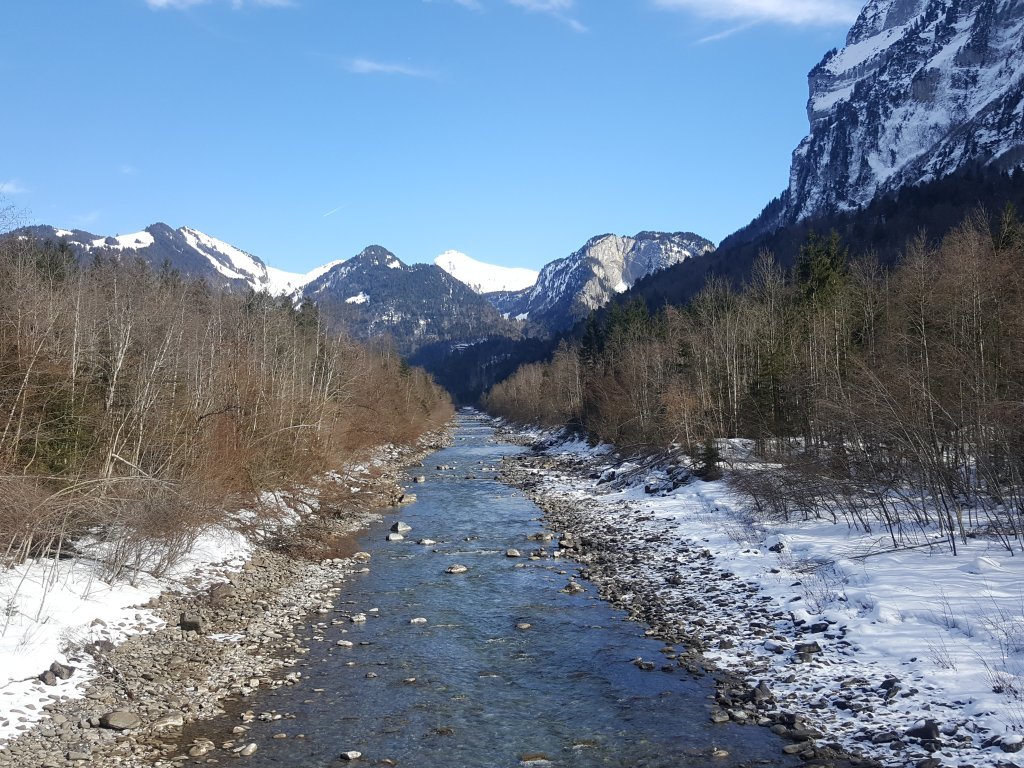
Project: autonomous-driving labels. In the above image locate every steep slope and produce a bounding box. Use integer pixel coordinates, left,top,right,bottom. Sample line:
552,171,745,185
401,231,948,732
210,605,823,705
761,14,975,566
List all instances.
433,250,538,294
302,246,519,354
12,223,337,295
780,0,1024,225
491,231,714,334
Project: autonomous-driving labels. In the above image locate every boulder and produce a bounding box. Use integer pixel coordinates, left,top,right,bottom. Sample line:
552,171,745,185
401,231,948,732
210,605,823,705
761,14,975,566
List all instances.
99,710,142,731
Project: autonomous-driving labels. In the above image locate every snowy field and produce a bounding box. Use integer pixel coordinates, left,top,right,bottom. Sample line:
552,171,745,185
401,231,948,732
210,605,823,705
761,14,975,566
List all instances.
515,426,1024,766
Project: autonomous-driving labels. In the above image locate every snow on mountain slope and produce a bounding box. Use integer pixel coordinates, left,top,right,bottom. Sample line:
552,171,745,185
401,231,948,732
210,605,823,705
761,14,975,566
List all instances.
781,0,1024,223
433,249,538,294
488,231,714,333
16,223,339,297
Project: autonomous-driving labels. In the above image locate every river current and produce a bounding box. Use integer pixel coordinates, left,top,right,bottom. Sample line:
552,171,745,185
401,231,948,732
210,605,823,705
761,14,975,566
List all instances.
184,413,795,767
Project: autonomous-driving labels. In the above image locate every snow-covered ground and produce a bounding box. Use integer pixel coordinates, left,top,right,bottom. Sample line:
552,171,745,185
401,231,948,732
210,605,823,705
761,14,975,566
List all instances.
0,526,251,742
0,441,421,746
509,426,1024,766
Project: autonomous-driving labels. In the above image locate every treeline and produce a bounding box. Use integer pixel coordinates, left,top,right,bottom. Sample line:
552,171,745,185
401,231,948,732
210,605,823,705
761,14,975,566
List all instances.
0,231,452,576
486,211,1024,551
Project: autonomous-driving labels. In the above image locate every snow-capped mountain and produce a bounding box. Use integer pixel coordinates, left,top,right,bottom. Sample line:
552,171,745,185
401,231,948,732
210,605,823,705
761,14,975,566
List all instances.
302,245,518,353
490,231,714,333
780,0,1024,224
433,250,538,294
13,223,339,295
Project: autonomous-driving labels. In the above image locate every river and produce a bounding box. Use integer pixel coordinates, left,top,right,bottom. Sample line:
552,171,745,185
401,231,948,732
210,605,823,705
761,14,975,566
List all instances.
180,413,796,767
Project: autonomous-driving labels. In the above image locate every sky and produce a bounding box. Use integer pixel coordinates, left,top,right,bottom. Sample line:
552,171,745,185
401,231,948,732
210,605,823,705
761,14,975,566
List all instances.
0,0,862,272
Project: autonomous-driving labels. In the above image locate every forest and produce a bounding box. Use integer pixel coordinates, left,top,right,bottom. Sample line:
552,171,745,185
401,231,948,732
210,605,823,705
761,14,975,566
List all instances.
0,219,452,578
486,210,1024,553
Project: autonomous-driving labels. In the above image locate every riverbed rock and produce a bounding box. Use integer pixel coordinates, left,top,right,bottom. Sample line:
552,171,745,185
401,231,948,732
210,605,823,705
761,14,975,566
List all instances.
446,564,469,574
49,661,75,680
340,751,362,760
506,549,521,558
413,475,426,483
391,521,412,533
385,533,405,542
179,612,203,633
99,710,142,731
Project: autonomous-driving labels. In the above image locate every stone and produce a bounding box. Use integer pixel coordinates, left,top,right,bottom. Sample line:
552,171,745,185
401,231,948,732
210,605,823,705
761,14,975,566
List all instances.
409,617,428,624
179,612,203,633
49,661,75,680
906,719,941,741
413,475,426,483
561,581,585,595
391,521,412,533
340,751,362,761
38,670,57,686
236,743,258,756
210,583,237,603
506,549,522,558
385,533,405,542
151,713,185,730
446,564,469,574
398,493,417,504
66,750,91,762
99,710,142,731
417,539,436,545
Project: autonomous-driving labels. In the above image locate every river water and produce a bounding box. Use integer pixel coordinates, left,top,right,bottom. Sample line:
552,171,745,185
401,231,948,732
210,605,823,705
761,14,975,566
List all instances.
184,414,795,767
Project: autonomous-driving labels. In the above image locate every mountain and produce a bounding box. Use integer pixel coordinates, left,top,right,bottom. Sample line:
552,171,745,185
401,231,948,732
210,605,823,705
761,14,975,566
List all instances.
433,250,538,294
489,231,714,334
302,246,518,354
12,223,339,295
775,0,1024,227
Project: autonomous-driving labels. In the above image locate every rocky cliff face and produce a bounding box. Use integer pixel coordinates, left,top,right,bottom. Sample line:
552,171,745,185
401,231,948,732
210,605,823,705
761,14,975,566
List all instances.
782,0,1024,223
491,231,714,333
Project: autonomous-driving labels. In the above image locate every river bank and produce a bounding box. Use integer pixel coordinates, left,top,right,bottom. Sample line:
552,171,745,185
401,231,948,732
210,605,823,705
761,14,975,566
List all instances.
0,429,451,768
497,426,1024,768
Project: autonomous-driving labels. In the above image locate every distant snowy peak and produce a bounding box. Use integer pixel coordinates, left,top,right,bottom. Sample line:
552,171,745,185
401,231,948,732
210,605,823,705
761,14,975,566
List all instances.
18,223,339,296
782,0,1024,223
433,250,538,294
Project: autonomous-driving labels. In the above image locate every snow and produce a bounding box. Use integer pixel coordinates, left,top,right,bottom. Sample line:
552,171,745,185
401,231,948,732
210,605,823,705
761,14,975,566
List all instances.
433,249,538,294
181,226,266,282
89,231,155,250
813,83,854,114
826,23,909,75
53,229,74,238
345,292,369,304
522,432,1024,766
0,526,250,742
264,260,345,296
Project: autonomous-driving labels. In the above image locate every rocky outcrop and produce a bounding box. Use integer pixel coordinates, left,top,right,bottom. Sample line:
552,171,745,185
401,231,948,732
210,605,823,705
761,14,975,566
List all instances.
780,0,1024,224
490,231,714,333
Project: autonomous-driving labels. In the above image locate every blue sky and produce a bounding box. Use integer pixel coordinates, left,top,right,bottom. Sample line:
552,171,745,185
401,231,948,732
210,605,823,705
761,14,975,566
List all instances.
1,0,861,272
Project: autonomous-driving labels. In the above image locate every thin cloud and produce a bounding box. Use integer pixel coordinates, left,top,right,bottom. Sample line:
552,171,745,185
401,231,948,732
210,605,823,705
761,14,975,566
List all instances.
653,0,861,26
0,179,28,195
119,164,138,176
508,0,587,32
696,20,759,43
347,58,434,78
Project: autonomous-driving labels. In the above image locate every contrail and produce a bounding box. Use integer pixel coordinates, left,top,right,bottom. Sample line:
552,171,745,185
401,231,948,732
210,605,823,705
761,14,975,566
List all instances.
322,203,346,218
